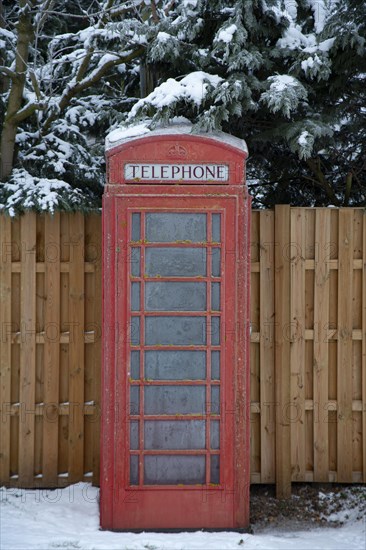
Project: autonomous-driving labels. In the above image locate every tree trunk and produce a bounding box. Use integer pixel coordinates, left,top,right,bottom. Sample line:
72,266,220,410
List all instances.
0,0,34,181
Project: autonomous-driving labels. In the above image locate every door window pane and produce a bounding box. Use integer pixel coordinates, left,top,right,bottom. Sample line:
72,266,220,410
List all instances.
211,317,220,345
145,316,206,346
144,386,206,415
130,248,140,277
144,455,206,485
131,282,140,311
130,386,139,415
211,386,220,415
210,455,220,484
144,420,205,450
145,248,206,277
130,455,139,485
130,351,140,380
145,350,206,380
131,213,141,241
130,421,139,450
130,317,140,345
211,283,220,311
211,420,220,450
211,351,220,380
212,214,221,242
211,248,221,277
146,213,206,243
145,282,206,311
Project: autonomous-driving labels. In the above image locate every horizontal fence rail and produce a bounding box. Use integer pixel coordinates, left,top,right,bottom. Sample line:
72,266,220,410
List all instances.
0,207,365,494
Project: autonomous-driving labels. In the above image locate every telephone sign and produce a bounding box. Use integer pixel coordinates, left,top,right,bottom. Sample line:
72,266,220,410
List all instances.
101,124,251,530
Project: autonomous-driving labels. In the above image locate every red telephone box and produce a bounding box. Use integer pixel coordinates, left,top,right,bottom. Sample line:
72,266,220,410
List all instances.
101,124,251,530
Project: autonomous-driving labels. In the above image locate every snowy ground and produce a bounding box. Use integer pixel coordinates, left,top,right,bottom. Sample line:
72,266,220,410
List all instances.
1,483,365,550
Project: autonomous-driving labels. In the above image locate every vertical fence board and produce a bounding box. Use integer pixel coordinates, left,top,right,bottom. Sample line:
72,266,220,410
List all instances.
337,210,354,482
290,209,306,481
19,213,37,485
68,213,85,483
275,205,291,497
0,216,12,483
259,211,275,482
363,212,366,483
313,210,330,480
92,216,102,486
42,214,60,485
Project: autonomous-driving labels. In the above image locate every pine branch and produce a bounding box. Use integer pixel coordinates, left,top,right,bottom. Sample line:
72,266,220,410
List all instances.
306,157,340,205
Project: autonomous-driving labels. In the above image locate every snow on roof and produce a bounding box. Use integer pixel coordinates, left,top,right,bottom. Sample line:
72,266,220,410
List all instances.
106,121,248,155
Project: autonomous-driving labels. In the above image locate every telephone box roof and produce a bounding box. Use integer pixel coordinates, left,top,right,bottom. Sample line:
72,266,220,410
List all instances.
105,122,248,156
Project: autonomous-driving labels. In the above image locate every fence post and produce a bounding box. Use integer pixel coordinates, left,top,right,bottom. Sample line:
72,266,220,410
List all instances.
274,205,291,498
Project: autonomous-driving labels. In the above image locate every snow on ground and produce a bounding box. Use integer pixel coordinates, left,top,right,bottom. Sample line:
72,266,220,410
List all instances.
1,483,365,550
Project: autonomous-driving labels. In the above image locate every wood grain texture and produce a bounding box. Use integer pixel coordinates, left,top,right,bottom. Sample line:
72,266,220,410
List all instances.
91,214,102,486
313,209,330,481
68,213,85,483
259,211,275,482
19,213,37,486
274,205,291,498
362,211,366,483
0,216,12,483
42,214,60,484
290,208,306,481
337,209,354,482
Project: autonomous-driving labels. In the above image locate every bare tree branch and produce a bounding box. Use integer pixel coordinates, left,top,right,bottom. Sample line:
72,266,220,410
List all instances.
0,66,19,80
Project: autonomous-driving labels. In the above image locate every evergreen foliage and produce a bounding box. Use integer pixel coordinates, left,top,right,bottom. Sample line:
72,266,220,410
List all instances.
0,0,365,214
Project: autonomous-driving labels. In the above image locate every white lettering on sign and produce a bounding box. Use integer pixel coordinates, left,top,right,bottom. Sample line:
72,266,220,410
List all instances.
124,163,229,182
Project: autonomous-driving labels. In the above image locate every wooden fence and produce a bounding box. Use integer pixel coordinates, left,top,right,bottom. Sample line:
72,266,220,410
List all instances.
0,207,365,494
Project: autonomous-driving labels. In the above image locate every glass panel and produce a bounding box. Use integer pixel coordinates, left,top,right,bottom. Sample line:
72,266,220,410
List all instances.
211,420,220,449
131,213,141,241
130,351,140,380
210,455,220,484
144,420,205,450
130,386,139,415
130,317,140,345
130,455,139,485
144,455,206,485
211,351,220,380
131,282,140,311
211,248,221,277
145,248,206,278
145,316,206,346
146,213,206,243
144,386,206,415
145,282,206,311
211,317,220,345
145,350,206,380
212,214,221,243
130,421,139,450
211,283,220,311
130,247,140,277
211,386,220,415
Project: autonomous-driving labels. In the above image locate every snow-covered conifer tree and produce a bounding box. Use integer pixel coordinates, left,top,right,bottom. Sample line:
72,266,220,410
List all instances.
0,0,364,213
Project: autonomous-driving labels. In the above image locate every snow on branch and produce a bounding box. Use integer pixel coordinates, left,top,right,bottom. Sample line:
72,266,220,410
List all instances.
260,75,308,118
0,169,88,217
129,71,223,120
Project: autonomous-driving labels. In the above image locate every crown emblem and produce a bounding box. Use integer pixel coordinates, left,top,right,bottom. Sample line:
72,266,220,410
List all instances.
167,144,187,159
